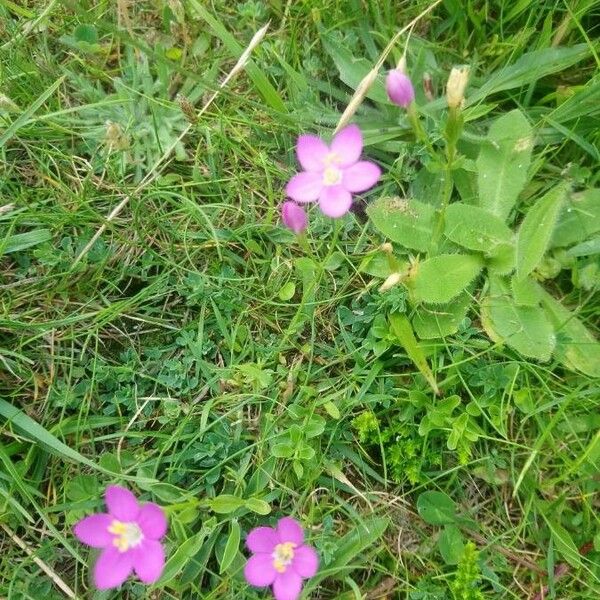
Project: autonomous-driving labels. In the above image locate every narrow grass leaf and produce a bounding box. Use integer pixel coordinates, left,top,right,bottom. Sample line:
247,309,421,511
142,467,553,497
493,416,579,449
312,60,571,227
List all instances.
389,313,438,395
0,76,65,149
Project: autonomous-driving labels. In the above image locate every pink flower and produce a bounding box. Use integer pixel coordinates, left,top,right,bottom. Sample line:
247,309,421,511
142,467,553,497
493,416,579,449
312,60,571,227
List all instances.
244,516,319,600
281,201,308,234
73,485,167,590
285,124,381,218
386,69,415,107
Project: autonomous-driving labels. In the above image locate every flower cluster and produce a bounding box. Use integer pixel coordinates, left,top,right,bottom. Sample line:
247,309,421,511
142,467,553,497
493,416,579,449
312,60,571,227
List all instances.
74,486,318,600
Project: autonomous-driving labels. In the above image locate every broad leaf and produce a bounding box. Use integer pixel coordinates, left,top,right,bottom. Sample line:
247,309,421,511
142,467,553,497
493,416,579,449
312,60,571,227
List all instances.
487,243,516,275
516,183,568,279
480,277,555,361
367,196,435,252
219,520,241,574
409,254,482,304
551,188,600,248
389,313,439,395
538,285,600,377
476,109,533,221
417,491,457,525
412,293,471,339
444,203,513,252
511,276,541,306
439,524,465,565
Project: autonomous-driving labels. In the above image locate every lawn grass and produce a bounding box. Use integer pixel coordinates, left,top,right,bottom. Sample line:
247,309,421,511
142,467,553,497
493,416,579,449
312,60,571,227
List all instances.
1,0,600,598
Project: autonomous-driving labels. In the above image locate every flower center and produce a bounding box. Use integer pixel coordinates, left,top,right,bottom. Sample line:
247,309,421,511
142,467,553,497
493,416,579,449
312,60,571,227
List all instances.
272,542,296,573
108,520,144,553
322,165,342,186
323,152,340,166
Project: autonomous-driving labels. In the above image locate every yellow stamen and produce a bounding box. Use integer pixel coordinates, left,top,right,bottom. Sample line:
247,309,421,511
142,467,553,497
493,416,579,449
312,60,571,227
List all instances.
272,542,296,574
107,519,144,553
322,166,342,186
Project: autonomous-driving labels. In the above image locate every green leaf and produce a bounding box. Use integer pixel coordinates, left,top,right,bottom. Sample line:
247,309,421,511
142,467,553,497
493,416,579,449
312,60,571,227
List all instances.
1,229,51,254
161,529,210,585
480,277,555,361
417,491,457,525
544,519,582,569
567,237,600,257
444,203,513,252
551,188,600,248
271,442,295,458
0,399,127,478
470,44,591,104
367,196,435,252
73,24,98,44
412,292,471,339
219,520,241,574
409,254,482,304
321,34,388,103
278,281,296,301
538,284,600,377
305,516,389,590
0,76,66,150
487,243,516,275
438,524,465,565
207,494,245,514
389,313,439,395
511,276,541,306
516,183,568,279
476,109,533,221
189,2,285,112
244,498,271,515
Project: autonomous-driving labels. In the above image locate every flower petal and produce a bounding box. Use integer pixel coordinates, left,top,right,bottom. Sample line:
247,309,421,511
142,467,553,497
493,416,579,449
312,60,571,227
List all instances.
132,540,165,584
244,553,278,587
318,186,353,218
285,172,323,203
330,124,363,167
272,569,303,600
93,547,134,590
246,526,279,553
105,485,140,521
73,514,113,548
292,545,319,578
277,517,304,545
342,161,381,193
137,503,167,540
296,134,329,171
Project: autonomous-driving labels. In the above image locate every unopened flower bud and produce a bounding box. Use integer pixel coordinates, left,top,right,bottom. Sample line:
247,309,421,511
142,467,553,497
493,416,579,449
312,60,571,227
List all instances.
380,242,394,254
281,200,308,234
379,272,402,292
446,66,470,109
386,69,415,108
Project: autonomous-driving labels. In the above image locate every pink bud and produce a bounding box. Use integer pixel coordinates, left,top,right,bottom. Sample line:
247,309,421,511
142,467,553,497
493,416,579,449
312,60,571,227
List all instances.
281,200,308,234
386,69,415,108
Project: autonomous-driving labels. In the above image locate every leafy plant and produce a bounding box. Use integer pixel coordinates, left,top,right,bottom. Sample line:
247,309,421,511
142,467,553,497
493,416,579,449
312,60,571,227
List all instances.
365,106,600,376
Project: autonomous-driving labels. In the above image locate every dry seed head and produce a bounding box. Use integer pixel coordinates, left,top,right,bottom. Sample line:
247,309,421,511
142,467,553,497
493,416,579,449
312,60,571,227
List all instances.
335,68,379,133
446,66,470,109
379,272,403,292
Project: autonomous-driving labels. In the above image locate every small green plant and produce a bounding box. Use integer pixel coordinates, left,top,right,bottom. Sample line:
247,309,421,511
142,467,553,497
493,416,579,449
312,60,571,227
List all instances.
450,542,485,600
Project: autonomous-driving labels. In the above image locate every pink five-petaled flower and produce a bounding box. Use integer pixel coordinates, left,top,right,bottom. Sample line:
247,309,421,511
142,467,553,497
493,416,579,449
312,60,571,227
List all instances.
285,124,381,218
244,516,319,600
281,200,308,234
73,485,167,590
